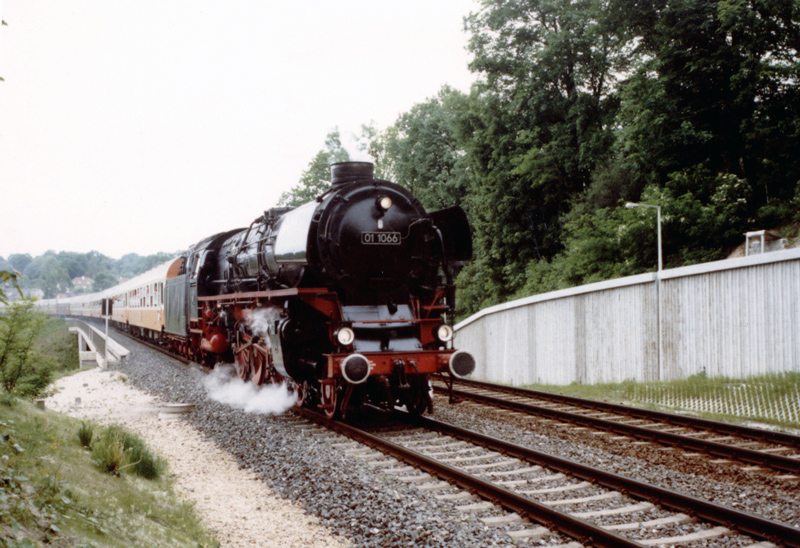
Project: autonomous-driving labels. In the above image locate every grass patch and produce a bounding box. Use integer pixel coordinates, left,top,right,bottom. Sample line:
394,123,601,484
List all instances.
77,421,94,449
0,397,218,547
521,372,800,430
92,425,164,480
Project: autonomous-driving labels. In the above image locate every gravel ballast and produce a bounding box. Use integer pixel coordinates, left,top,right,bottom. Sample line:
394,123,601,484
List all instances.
105,339,515,548
74,330,800,547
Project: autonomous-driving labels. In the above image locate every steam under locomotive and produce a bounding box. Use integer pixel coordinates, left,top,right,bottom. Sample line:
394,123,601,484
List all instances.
162,162,475,417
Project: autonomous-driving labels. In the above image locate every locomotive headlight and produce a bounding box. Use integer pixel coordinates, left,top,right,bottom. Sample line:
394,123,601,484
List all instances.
436,324,454,342
335,327,355,346
377,196,393,211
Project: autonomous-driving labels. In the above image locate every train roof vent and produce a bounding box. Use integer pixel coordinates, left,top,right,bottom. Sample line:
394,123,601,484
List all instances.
330,162,374,186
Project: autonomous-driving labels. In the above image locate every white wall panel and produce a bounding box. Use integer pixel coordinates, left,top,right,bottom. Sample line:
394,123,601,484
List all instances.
456,249,800,385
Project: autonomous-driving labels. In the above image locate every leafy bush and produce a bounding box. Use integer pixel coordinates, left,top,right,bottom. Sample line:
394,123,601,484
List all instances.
0,299,55,398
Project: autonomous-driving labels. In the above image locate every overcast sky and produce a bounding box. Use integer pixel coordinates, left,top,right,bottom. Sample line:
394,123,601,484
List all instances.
0,0,478,259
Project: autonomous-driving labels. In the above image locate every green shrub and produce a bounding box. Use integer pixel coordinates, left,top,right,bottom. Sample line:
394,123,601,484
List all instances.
77,421,94,448
0,299,51,397
118,428,164,480
92,427,127,476
15,366,55,399
33,317,79,373
91,425,164,480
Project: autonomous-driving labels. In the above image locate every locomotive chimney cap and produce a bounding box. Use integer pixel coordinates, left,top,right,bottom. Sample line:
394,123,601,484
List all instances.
330,162,374,186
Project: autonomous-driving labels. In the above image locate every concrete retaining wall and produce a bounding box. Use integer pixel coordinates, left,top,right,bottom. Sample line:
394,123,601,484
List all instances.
454,249,800,384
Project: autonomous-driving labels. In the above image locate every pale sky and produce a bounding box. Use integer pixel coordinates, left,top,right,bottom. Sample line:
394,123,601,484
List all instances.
0,0,478,259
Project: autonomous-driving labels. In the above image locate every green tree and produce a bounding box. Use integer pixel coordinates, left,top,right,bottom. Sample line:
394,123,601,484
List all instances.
92,271,119,292
0,299,53,396
454,0,800,308
382,87,473,211
356,122,397,182
84,250,114,279
8,253,33,274
612,0,800,229
23,253,71,298
458,0,622,311
57,251,88,279
279,129,350,207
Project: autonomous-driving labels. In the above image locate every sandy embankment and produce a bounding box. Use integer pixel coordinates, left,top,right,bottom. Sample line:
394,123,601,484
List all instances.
46,367,349,548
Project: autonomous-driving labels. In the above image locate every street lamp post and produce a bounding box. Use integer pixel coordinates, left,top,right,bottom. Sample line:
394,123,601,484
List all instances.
625,201,663,381
625,202,662,272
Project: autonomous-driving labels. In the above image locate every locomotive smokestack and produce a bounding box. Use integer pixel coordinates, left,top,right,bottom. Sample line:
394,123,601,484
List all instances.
330,162,374,186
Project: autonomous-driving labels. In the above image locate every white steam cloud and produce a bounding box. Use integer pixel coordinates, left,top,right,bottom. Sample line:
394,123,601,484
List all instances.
203,364,297,415
246,307,282,347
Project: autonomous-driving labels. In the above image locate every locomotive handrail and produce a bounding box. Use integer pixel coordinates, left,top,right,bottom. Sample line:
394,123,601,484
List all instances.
351,319,419,324
197,288,334,301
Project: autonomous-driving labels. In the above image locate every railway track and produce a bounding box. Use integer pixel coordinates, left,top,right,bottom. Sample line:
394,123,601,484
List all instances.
300,408,800,547
432,376,800,476
101,324,799,546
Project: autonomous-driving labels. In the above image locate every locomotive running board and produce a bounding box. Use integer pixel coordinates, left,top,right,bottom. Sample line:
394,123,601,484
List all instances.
198,288,341,319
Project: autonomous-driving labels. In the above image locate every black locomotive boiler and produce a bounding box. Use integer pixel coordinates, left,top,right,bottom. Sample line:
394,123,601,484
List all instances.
163,162,475,418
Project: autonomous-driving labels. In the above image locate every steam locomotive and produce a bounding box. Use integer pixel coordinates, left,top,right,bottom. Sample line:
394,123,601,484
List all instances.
42,162,476,418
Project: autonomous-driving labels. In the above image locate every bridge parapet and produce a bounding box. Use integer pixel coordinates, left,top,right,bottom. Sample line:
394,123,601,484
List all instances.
67,319,129,368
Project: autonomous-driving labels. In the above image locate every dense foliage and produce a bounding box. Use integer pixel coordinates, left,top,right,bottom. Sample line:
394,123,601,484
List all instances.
0,301,78,398
285,0,800,317
0,251,177,299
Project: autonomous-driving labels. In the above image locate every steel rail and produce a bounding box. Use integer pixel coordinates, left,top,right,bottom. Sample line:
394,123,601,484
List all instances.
409,414,800,548
296,408,645,548
437,383,800,474
298,408,800,548
437,376,800,449
112,328,193,365
104,325,798,546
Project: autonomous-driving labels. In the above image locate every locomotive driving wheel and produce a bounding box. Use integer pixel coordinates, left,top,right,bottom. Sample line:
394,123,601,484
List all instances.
294,380,308,408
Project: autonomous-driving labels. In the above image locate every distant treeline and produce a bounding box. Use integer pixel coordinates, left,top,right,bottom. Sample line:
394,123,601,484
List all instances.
281,0,800,317
0,251,177,298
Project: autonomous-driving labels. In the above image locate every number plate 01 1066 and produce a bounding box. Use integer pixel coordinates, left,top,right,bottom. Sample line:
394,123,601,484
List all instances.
361,232,401,245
